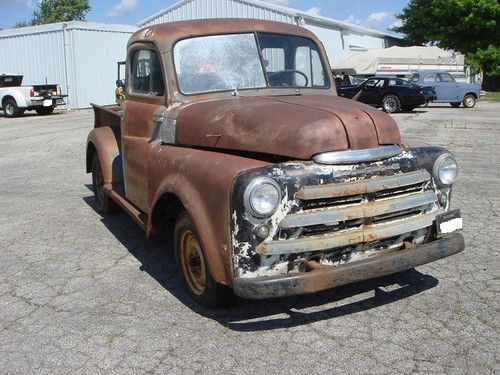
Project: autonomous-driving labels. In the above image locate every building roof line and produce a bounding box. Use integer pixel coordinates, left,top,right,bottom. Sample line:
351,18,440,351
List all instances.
0,21,136,38
136,0,402,40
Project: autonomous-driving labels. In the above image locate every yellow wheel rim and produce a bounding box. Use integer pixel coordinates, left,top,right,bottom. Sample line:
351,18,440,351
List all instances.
180,229,206,295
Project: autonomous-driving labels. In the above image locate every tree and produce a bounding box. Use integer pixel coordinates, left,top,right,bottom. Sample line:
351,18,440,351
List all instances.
393,0,500,89
30,0,90,26
14,21,31,28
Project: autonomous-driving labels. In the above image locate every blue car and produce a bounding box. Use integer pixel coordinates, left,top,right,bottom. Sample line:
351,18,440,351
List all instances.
408,70,480,108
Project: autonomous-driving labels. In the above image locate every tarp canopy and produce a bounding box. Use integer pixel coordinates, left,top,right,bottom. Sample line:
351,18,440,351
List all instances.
332,46,464,75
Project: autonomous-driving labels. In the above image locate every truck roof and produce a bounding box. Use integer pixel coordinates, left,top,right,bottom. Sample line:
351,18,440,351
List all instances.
129,18,320,50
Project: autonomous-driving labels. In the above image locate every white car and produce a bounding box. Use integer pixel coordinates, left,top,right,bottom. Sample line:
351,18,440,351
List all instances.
0,74,67,117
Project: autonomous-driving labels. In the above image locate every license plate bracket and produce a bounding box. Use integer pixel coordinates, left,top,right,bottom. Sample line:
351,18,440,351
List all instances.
43,99,52,107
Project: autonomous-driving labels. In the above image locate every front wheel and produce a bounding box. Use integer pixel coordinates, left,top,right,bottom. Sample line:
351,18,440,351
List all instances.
382,94,401,113
3,99,22,118
91,154,116,215
174,211,230,308
463,94,476,108
36,106,54,115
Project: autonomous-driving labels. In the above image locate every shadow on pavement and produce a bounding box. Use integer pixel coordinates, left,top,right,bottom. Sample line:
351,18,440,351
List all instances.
83,194,439,332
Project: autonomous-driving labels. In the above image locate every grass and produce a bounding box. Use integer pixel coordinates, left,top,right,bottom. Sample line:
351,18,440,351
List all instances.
483,91,500,101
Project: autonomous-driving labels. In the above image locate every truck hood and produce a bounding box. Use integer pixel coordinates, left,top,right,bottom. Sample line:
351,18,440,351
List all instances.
175,95,401,160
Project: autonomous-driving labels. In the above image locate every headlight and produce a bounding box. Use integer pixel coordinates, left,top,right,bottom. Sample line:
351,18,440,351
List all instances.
244,177,281,218
433,153,458,186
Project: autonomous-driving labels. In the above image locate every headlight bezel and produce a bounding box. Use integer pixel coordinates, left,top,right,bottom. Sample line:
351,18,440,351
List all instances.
433,153,458,187
243,177,281,218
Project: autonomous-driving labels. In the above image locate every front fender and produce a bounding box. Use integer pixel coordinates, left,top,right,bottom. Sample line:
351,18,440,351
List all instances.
86,126,122,186
147,146,268,286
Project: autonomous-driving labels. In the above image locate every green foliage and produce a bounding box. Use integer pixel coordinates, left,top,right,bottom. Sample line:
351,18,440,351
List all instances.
27,0,90,26
14,21,31,28
393,0,500,80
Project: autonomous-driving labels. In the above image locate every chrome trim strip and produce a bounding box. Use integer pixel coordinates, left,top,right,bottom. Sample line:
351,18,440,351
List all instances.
279,191,437,228
257,210,442,256
297,169,431,200
313,145,402,165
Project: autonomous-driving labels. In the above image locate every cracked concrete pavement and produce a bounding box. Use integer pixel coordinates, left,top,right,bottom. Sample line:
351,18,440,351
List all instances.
0,102,498,374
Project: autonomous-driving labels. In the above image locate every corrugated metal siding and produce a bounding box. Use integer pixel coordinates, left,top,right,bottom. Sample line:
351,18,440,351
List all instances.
0,22,134,109
67,28,131,108
0,30,67,97
140,0,295,26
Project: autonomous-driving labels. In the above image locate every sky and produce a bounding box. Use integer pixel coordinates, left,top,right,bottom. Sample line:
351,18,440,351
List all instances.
0,0,409,33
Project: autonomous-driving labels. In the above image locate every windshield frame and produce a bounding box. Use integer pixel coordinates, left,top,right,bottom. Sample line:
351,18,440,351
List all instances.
172,31,332,96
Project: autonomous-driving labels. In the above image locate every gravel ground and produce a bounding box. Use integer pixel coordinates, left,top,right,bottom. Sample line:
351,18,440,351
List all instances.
0,101,498,374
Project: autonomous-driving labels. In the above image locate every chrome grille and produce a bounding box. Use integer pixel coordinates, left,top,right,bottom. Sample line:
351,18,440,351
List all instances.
257,170,439,256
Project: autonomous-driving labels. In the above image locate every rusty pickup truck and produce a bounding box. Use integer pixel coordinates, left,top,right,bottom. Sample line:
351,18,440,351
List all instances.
86,19,464,307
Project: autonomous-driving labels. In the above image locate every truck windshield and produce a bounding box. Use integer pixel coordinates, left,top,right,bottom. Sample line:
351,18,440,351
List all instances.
173,32,330,95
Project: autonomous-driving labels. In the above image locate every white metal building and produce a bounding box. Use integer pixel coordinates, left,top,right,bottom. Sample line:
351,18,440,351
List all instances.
138,0,402,65
0,21,135,109
0,0,402,109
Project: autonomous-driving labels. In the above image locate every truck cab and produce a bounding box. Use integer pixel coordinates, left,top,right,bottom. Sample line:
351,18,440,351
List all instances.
87,20,464,307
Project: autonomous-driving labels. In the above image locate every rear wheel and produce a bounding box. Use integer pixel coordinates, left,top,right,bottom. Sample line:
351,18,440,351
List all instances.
450,102,461,108
174,211,230,308
3,99,21,118
91,154,116,215
36,106,54,115
463,94,476,108
382,94,401,113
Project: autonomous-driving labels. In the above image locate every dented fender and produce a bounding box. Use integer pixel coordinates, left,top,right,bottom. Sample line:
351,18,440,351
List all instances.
86,126,123,185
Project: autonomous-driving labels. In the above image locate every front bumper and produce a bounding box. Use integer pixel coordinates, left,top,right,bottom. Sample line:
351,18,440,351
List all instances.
233,233,464,299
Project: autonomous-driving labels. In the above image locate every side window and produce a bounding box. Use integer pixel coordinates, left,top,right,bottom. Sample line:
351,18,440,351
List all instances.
130,49,164,96
365,78,380,87
438,73,454,82
423,73,436,83
295,46,326,87
262,48,285,72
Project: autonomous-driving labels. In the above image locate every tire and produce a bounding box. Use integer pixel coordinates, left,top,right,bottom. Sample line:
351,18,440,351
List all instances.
174,211,230,308
402,105,416,112
3,98,21,118
382,94,401,113
450,102,461,108
91,154,116,215
36,106,54,115
463,94,476,108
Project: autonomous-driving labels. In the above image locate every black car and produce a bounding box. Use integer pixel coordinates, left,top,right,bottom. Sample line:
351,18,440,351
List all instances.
338,77,436,113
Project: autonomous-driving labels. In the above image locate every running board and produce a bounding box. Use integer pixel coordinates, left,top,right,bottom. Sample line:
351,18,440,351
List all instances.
103,183,148,231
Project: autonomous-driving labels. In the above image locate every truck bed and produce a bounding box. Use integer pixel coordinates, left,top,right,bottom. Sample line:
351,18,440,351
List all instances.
91,103,122,129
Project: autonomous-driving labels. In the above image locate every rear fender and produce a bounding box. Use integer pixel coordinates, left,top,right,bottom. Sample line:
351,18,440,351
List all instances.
1,90,29,108
86,126,123,185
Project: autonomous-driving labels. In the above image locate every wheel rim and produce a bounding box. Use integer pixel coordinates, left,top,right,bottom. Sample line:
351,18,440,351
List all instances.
384,97,397,112
5,103,14,115
465,97,474,107
180,229,206,295
92,160,106,208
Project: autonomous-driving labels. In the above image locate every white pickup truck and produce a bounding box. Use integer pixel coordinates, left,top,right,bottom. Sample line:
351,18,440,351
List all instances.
0,74,67,118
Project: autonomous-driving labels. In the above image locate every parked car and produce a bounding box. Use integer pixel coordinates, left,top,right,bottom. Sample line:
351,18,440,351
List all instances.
0,74,67,117
338,77,436,113
408,70,480,108
87,19,464,307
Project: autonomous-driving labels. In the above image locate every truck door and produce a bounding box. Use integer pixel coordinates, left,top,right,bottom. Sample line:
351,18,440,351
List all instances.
122,46,166,212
